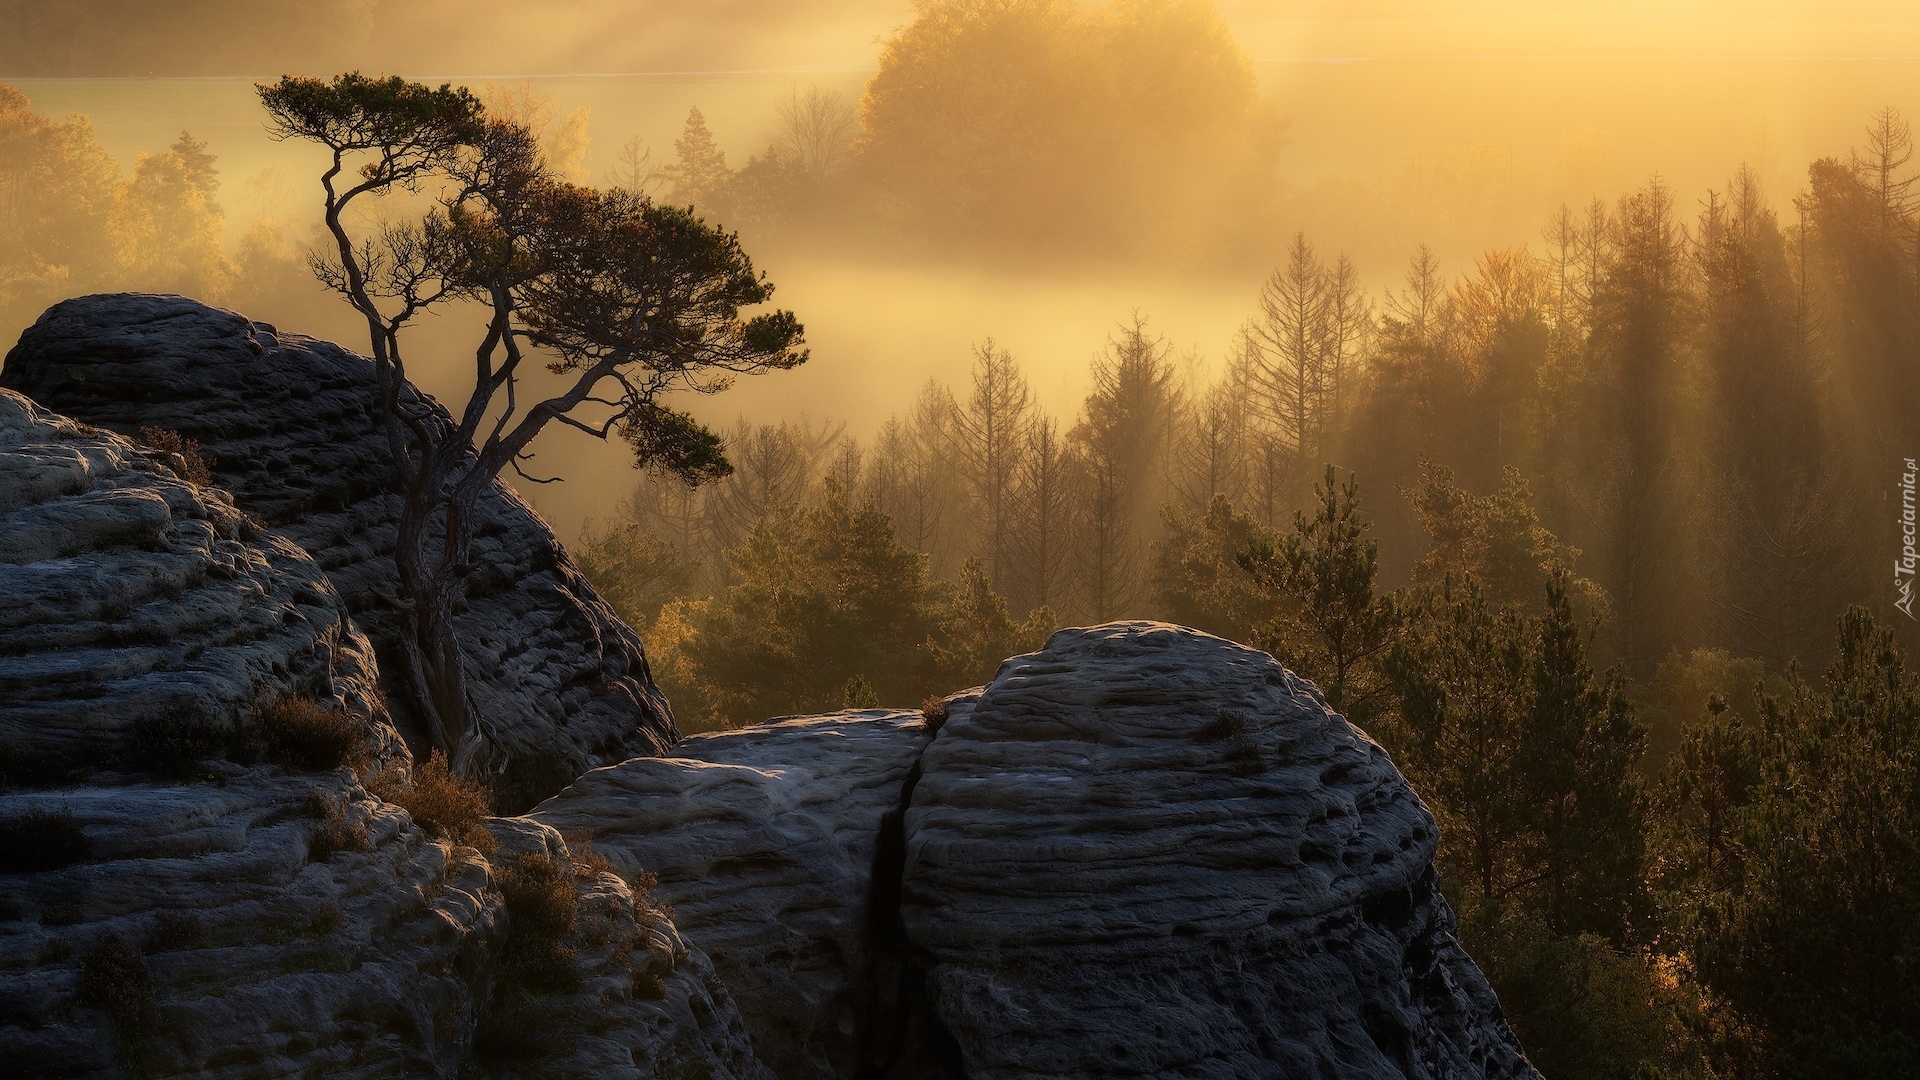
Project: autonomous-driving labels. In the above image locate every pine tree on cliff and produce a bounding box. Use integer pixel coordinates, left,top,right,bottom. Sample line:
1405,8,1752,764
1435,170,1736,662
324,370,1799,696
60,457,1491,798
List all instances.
258,74,805,780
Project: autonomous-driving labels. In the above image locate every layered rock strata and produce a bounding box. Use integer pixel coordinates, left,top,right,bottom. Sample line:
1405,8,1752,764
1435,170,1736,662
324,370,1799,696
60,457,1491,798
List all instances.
531,711,933,1080
538,629,1536,1080
0,773,501,1079
0,390,496,1077
901,622,1537,1079
2,294,675,811
0,386,401,781
0,390,767,1079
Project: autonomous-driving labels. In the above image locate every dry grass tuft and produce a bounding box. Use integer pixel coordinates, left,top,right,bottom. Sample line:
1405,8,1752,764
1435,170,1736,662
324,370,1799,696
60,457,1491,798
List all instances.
370,749,494,852
254,694,366,773
496,852,582,994
137,426,214,486
921,694,950,733
305,789,370,862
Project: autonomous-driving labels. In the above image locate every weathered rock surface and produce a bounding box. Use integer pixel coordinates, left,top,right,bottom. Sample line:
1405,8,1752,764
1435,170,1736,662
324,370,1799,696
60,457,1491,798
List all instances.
0,387,402,780
2,296,1534,1078
0,388,769,1080
475,819,773,1080
0,772,501,1079
531,711,933,1080
2,294,675,811
0,390,498,1077
901,622,1537,1079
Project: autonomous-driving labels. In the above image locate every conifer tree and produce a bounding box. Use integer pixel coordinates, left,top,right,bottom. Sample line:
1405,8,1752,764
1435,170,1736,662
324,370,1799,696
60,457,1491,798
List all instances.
954,340,1031,591
665,106,732,214
1008,414,1074,616
1239,465,1399,720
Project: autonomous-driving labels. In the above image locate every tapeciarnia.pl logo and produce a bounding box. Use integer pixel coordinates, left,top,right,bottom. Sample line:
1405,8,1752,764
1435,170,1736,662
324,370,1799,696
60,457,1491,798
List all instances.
1900,457,1917,619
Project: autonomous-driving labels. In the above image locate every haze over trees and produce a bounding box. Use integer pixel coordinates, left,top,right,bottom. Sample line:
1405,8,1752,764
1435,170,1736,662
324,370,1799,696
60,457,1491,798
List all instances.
2,3,1919,1074
568,104,1920,1077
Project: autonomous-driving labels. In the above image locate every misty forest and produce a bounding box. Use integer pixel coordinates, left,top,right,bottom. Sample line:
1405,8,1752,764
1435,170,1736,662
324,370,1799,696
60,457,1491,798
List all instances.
2,3,1918,1080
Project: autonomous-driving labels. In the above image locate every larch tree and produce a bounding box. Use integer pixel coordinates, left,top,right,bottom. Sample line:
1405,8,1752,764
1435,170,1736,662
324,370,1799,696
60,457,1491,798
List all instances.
1072,443,1137,621
259,73,806,777
1173,372,1248,513
1320,252,1373,439
702,420,820,556
953,339,1032,591
1008,413,1074,616
1245,232,1332,491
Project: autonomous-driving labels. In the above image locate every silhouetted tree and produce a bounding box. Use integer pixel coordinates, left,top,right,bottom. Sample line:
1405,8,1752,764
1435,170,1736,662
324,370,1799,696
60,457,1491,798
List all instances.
1697,167,1855,667
1245,233,1332,481
663,106,732,216
1585,178,1693,679
260,73,805,774
1006,413,1073,616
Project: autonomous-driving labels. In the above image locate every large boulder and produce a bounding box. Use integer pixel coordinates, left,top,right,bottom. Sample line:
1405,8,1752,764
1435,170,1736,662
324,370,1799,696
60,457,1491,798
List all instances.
2,294,676,812
0,387,499,1078
536,629,1535,1080
0,388,768,1080
0,386,401,781
530,711,934,1080
901,623,1536,1079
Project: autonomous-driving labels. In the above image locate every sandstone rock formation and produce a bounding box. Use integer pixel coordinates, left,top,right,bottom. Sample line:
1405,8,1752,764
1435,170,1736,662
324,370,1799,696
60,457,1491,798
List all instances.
0,772,502,1079
536,630,1535,1080
0,386,401,782
0,389,497,1077
531,711,933,1080
901,622,1536,1079
474,818,772,1080
2,296,1534,1078
0,390,768,1080
2,294,675,812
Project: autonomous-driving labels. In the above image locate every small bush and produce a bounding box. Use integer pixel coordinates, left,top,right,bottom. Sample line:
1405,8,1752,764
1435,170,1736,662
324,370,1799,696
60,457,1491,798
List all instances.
370,750,493,851
305,790,369,862
79,936,154,1032
0,805,90,872
497,852,581,995
921,695,949,733
254,695,364,773
137,426,214,486
843,674,880,709
128,706,230,780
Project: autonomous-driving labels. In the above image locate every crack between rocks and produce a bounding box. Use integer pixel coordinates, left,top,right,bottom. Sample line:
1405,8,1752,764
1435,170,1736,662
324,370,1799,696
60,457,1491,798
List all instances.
854,736,968,1080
